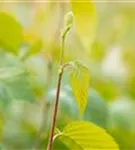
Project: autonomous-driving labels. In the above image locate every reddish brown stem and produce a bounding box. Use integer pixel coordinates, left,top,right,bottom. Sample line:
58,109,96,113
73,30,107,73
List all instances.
47,69,63,150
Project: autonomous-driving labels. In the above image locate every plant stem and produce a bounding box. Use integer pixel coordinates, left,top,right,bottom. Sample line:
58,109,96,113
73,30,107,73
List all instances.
60,27,70,65
47,27,68,150
47,8,72,149
60,35,65,65
47,67,63,150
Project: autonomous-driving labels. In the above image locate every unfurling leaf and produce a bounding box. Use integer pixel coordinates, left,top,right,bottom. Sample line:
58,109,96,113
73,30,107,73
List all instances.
70,0,96,48
61,11,74,38
70,62,90,115
64,11,74,30
0,12,23,54
56,121,119,150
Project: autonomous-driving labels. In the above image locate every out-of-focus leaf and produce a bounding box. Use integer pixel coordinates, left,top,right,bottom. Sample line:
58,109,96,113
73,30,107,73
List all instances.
0,67,35,104
92,76,120,101
0,12,22,54
108,99,135,149
56,121,119,150
25,55,47,97
0,52,35,105
70,62,90,115
108,99,135,130
70,0,96,48
83,89,108,128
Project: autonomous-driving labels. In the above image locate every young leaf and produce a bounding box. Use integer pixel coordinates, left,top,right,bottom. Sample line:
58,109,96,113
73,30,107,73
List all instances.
70,0,96,48
0,12,23,54
70,62,90,115
64,11,74,31
56,121,119,150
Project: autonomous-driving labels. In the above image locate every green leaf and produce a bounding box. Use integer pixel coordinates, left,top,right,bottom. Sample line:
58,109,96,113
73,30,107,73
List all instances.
70,0,96,48
70,62,90,115
0,12,23,54
56,121,119,150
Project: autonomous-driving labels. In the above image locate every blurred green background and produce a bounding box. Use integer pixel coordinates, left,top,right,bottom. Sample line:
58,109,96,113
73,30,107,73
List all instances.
0,1,135,150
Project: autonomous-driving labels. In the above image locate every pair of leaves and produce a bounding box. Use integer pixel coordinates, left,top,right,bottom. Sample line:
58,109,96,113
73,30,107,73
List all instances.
55,121,119,150
57,62,118,149
70,62,90,115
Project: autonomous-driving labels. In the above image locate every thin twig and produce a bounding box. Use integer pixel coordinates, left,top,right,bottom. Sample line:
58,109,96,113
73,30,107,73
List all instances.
47,67,64,150
47,3,72,150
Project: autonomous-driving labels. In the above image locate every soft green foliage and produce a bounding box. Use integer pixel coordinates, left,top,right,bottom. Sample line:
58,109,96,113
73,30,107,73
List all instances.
46,87,78,124
108,99,135,149
46,86,108,129
83,89,108,129
0,12,22,54
0,68,34,103
0,2,134,150
0,53,35,105
55,121,119,150
70,62,90,115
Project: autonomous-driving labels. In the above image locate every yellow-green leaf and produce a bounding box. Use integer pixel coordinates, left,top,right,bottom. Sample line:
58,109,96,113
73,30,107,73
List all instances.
70,62,90,115
57,121,119,150
70,0,96,48
0,12,23,54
